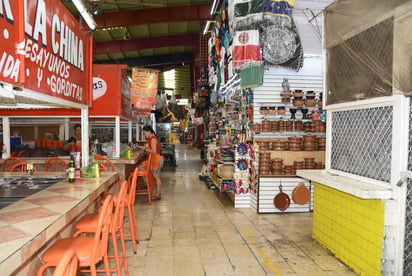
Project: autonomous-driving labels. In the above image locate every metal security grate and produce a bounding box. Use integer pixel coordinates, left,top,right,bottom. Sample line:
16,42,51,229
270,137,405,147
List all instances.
331,106,393,183
404,101,412,275
404,178,412,275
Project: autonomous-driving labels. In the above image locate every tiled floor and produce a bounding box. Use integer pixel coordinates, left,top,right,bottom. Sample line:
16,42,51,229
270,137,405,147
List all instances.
117,144,357,275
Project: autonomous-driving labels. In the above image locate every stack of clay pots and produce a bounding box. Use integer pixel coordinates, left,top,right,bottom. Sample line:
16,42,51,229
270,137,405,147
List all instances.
271,158,283,175
317,136,326,150
313,120,323,133
285,120,293,131
278,120,285,132
280,91,292,103
284,165,295,175
257,141,270,151
260,152,271,175
303,122,312,132
294,120,303,132
253,123,261,133
293,90,304,107
305,91,317,107
304,157,316,169
315,162,324,169
271,120,280,132
272,140,287,151
294,161,304,170
303,135,317,151
288,136,303,151
262,119,271,132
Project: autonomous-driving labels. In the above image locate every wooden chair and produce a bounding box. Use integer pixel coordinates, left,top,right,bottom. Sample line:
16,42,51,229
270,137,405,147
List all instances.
2,157,22,172
52,250,78,276
9,162,37,172
73,181,129,275
45,157,68,172
37,195,113,276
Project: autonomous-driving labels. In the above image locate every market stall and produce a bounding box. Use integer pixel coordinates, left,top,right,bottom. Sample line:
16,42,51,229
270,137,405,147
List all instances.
0,0,92,166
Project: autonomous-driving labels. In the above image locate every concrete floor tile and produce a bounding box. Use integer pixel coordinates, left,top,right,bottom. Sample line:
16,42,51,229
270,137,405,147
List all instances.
203,263,235,275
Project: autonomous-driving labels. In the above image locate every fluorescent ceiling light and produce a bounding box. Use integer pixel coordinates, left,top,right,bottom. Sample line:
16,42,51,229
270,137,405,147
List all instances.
210,0,218,15
72,0,97,30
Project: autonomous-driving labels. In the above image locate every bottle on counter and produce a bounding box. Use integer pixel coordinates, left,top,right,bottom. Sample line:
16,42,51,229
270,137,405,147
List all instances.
68,155,75,182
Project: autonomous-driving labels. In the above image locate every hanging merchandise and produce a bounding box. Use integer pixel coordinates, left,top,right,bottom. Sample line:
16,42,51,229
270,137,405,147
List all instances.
264,0,295,17
233,29,262,69
260,13,303,71
230,0,265,31
240,62,264,88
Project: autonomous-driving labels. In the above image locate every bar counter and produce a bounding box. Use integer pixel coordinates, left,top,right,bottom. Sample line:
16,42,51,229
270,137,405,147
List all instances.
0,150,146,181
0,172,119,275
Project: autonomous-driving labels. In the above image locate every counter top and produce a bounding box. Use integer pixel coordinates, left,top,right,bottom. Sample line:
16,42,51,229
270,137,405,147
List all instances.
0,172,118,275
296,170,393,200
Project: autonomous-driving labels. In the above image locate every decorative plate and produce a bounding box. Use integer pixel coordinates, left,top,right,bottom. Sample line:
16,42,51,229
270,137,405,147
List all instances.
237,143,248,155
237,158,249,171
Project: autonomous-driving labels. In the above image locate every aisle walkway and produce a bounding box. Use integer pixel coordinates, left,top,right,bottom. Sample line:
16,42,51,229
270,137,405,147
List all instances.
124,144,356,275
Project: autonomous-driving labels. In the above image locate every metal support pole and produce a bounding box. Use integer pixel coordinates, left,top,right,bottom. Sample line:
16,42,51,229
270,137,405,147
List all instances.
2,117,10,159
81,108,89,167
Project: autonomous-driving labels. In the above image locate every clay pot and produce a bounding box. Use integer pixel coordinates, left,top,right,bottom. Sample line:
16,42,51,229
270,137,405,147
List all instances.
277,106,286,115
253,123,261,133
268,107,276,115
305,99,317,107
271,158,283,163
260,165,271,171
260,170,270,176
260,107,268,115
293,98,304,107
271,169,283,175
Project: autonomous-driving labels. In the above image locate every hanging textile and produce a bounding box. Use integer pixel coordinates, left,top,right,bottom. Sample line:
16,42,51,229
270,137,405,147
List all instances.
233,29,261,69
240,62,264,89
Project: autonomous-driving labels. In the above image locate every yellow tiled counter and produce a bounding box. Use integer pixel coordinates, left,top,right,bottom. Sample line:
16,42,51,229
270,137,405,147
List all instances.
313,183,384,275
297,170,393,276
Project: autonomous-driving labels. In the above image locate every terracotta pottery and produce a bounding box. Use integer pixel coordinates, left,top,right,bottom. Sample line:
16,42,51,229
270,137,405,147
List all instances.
274,185,290,211
305,99,317,107
260,107,268,115
293,98,304,107
277,106,286,115
292,182,311,205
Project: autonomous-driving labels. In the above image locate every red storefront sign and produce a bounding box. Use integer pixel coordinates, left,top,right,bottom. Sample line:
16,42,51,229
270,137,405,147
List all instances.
0,0,92,105
130,68,158,115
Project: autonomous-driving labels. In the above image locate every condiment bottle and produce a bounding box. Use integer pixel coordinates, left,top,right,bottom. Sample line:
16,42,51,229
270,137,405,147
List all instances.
68,155,75,182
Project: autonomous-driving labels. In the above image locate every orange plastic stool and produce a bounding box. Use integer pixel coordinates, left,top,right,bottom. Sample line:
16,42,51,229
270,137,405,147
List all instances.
37,195,113,276
73,181,129,275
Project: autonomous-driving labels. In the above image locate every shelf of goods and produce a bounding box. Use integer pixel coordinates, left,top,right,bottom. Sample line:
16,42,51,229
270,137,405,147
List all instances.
258,177,313,213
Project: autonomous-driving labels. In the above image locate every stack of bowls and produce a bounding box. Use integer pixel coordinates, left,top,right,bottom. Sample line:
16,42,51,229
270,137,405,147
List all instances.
315,162,324,169
285,120,293,131
271,158,283,175
294,161,304,170
262,119,271,132
303,122,312,132
284,165,294,175
313,120,323,133
317,136,326,150
257,141,270,151
271,120,280,132
288,137,303,151
253,123,261,133
278,120,285,132
304,157,316,169
303,135,317,151
260,152,271,175
295,120,303,132
273,140,287,151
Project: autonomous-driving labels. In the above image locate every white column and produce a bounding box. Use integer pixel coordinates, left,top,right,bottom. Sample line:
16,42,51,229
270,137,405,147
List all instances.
136,122,139,141
115,116,120,158
128,120,132,143
81,108,89,167
2,117,10,158
64,118,70,141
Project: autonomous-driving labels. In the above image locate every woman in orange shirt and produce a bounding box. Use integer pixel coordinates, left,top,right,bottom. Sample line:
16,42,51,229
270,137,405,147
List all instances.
140,125,163,200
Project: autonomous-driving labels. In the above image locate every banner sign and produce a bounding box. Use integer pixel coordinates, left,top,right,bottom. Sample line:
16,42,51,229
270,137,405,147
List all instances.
0,0,92,105
130,68,158,115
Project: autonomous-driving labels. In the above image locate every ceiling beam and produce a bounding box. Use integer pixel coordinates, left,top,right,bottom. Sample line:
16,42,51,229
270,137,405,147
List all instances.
94,33,200,55
95,4,212,29
93,52,194,68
